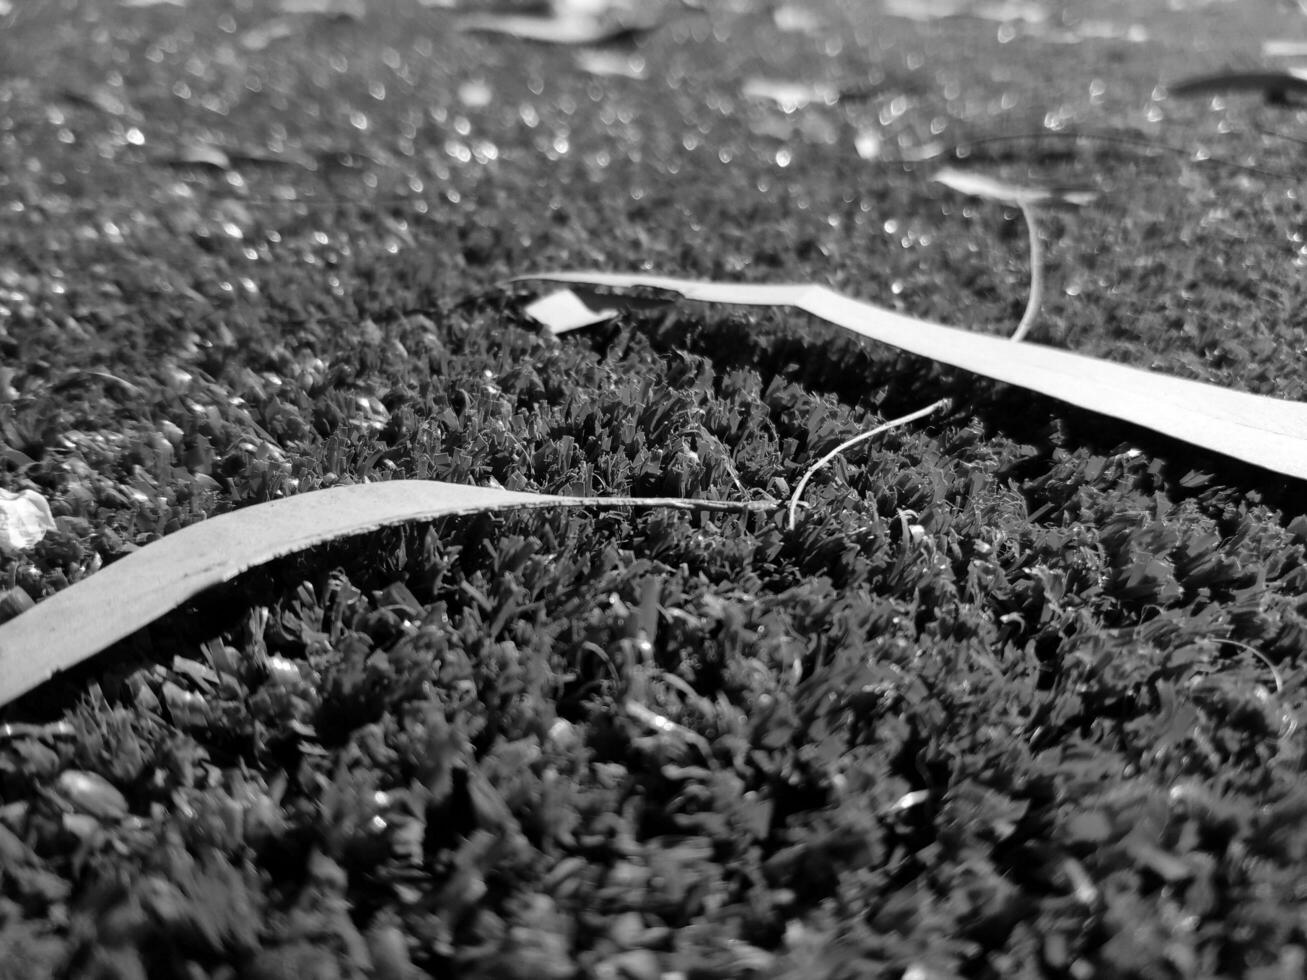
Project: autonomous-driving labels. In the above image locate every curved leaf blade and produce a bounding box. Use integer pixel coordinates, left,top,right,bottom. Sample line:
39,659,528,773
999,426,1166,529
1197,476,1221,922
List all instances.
513,271,1307,482
0,480,761,710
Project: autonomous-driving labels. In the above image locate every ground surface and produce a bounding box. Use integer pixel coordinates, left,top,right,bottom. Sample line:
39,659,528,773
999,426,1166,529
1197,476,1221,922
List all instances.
4,0,1307,977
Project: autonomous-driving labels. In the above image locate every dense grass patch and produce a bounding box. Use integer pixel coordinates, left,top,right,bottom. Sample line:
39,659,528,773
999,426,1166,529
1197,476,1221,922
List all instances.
5,0,1307,976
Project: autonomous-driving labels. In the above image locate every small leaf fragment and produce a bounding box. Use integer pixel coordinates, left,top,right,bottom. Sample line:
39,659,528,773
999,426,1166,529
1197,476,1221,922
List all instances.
0,489,56,552
457,8,661,46
525,289,619,333
933,166,1099,207
574,49,647,79
741,78,841,112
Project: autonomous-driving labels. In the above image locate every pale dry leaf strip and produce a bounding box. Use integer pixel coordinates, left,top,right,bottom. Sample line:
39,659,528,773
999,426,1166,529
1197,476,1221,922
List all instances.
932,167,1099,209
512,271,1307,481
0,481,768,710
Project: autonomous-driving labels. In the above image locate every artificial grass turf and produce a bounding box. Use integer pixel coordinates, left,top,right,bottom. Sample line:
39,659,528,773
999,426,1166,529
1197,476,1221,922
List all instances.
6,0,1307,975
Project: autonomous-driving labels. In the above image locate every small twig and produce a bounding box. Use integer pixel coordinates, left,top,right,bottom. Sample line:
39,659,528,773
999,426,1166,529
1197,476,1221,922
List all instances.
1215,637,1284,694
1010,201,1043,343
786,398,952,531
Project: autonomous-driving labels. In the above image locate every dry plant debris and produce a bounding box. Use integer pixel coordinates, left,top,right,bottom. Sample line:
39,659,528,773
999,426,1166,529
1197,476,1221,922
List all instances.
5,0,1307,976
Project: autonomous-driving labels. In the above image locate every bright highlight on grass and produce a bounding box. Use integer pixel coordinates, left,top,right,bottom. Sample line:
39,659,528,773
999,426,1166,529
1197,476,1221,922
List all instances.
786,397,953,531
